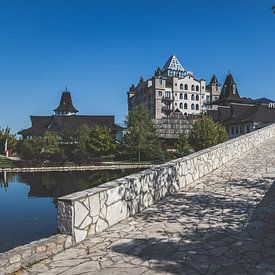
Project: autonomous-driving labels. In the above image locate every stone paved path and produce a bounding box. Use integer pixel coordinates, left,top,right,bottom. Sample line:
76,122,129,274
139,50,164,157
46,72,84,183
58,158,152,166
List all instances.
21,139,275,275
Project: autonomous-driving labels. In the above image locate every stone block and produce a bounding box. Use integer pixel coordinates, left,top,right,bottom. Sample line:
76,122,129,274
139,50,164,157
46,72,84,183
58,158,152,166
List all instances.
105,200,128,226
89,193,100,217
74,229,87,243
9,254,21,264
74,201,89,228
95,217,109,233
36,245,47,254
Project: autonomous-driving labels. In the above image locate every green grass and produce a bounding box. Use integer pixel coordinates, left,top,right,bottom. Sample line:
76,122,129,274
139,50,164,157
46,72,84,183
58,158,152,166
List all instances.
0,157,15,168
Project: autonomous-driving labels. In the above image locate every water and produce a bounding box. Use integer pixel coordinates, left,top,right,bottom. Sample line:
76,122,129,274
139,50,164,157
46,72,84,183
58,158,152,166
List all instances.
0,169,139,253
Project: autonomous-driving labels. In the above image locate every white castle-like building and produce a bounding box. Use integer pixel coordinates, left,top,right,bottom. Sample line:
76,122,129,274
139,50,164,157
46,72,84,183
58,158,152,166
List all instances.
128,55,220,119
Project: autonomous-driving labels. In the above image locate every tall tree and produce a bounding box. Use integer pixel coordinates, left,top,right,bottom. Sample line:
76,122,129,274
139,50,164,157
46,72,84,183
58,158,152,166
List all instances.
189,116,228,152
175,133,190,157
87,126,116,157
43,132,60,154
122,106,164,162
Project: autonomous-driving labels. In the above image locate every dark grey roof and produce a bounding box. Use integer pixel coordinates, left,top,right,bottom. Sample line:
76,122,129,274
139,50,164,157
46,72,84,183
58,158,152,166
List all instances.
209,74,219,85
213,73,244,105
18,115,123,136
54,91,78,113
208,103,275,126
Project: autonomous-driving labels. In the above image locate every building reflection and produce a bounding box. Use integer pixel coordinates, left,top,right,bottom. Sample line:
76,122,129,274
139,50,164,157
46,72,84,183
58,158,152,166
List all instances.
0,169,138,199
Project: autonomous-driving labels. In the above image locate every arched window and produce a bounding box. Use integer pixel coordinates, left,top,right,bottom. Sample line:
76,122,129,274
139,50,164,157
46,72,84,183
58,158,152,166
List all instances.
196,95,199,101
191,85,195,91
196,104,199,110
191,104,195,110
180,93,183,99
184,112,187,116
184,93,188,100
180,103,183,109
184,84,188,90
180,83,183,90
184,103,188,109
196,85,199,91
191,94,195,100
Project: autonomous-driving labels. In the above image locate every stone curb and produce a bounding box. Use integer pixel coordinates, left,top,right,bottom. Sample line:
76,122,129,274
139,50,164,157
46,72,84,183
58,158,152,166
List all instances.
0,234,74,274
0,164,155,173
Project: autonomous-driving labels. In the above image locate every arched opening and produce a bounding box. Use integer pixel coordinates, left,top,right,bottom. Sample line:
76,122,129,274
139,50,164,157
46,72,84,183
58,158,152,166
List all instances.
196,104,199,110
180,103,183,109
196,85,199,91
191,103,195,110
196,95,199,101
180,93,183,99
180,83,183,90
191,94,195,100
184,103,188,109
184,84,188,90
191,85,195,91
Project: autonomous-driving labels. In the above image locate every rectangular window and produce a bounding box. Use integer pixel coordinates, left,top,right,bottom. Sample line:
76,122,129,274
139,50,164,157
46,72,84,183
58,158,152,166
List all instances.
165,91,171,99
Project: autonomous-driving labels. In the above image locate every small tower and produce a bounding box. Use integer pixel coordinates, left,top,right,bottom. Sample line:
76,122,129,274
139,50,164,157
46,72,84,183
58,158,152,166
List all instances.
54,89,78,116
218,72,242,105
208,74,221,104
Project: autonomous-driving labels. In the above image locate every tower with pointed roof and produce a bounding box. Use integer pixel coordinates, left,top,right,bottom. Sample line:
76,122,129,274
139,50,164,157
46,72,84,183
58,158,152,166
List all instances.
127,54,207,119
213,72,243,106
54,89,79,116
205,74,221,109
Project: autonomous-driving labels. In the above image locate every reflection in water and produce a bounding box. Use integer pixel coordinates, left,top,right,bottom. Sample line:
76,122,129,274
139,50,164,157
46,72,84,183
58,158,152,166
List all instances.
1,169,138,198
0,169,140,252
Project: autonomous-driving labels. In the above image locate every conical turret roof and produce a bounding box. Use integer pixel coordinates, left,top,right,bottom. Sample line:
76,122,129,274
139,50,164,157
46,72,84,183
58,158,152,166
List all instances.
54,90,78,114
219,72,241,101
210,74,219,85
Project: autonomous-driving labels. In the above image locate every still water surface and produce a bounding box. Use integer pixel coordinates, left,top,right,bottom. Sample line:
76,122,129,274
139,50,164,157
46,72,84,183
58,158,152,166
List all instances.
0,169,139,252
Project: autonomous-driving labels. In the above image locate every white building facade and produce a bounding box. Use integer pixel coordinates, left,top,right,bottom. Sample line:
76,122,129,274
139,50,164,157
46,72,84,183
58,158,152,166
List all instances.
128,55,219,119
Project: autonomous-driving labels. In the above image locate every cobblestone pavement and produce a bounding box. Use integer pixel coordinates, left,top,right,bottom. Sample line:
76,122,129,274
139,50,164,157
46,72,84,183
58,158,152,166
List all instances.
21,139,275,275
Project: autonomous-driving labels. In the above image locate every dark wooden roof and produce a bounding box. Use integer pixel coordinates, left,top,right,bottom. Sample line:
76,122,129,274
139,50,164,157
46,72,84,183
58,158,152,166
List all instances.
213,73,244,106
54,92,78,113
18,115,123,136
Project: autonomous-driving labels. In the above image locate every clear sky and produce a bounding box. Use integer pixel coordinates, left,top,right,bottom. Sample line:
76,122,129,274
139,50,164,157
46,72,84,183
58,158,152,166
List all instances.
0,0,275,133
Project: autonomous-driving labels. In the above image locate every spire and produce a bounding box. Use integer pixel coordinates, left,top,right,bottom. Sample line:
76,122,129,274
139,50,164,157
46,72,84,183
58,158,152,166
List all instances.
54,89,78,116
162,55,186,77
219,72,241,101
210,74,219,85
154,66,162,77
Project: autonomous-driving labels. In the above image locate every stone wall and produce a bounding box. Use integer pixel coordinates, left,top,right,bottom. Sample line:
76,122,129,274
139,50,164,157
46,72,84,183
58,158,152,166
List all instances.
0,164,154,173
58,124,275,244
0,235,73,274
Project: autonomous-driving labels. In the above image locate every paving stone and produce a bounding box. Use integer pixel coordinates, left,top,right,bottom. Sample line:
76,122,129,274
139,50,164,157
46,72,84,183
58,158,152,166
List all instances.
21,138,275,274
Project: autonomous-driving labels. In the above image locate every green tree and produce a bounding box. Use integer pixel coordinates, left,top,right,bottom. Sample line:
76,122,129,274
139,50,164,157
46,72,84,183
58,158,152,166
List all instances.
87,126,116,157
122,106,164,162
16,137,43,160
216,123,229,144
175,133,190,157
43,132,60,154
189,116,228,152
72,125,116,163
0,127,17,155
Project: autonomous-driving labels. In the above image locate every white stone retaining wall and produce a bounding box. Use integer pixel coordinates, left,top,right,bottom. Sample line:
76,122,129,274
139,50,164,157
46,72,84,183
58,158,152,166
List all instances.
0,235,73,274
57,124,275,244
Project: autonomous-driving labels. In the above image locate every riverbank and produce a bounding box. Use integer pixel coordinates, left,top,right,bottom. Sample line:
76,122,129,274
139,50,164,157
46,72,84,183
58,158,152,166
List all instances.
0,163,155,173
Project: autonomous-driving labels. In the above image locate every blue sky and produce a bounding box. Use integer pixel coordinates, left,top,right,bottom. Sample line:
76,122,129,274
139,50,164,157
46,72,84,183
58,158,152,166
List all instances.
0,0,275,133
